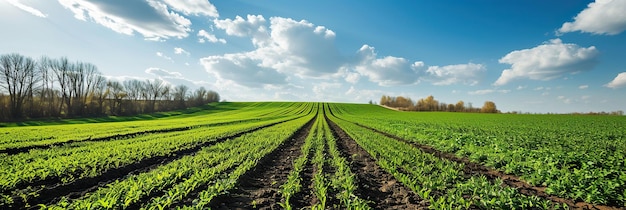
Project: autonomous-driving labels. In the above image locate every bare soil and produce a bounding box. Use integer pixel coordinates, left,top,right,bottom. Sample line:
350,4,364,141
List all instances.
209,116,316,210
326,116,430,209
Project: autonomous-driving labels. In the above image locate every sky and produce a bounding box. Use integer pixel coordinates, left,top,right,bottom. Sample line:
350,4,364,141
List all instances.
1,0,626,113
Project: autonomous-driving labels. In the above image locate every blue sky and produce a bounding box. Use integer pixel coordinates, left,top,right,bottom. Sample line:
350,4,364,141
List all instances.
1,0,626,113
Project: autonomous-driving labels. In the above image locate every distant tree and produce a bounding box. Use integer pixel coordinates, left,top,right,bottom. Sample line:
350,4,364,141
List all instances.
481,101,498,113
455,100,464,112
173,84,189,109
0,54,38,119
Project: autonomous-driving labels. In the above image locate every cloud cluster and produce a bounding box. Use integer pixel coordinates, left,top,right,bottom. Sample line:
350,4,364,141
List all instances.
57,0,218,41
559,0,626,35
203,15,346,87
203,15,485,89
605,72,626,89
494,39,598,86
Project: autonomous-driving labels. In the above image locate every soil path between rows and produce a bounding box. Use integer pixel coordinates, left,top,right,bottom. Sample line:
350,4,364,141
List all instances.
350,121,619,210
209,115,316,210
4,118,297,210
326,115,430,209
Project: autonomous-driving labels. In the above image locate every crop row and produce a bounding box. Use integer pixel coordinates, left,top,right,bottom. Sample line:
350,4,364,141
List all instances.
38,104,317,209
280,105,370,209
330,103,626,206
0,102,308,151
0,103,314,208
326,104,561,209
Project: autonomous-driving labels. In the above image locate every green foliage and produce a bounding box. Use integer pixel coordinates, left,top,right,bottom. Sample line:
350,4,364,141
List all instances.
330,103,626,207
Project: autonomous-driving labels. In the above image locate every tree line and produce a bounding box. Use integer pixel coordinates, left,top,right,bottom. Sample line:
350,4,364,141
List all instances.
0,53,220,121
378,95,498,113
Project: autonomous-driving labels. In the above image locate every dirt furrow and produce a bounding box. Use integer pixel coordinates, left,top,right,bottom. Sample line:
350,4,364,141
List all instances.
208,115,316,210
3,118,298,210
326,116,430,209
351,122,619,210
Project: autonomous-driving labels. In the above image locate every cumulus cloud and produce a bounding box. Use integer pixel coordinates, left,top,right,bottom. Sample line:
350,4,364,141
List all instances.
197,29,226,43
206,14,484,89
468,89,510,95
200,53,287,88
202,15,346,88
579,85,589,89
425,63,485,86
174,47,189,56
58,0,192,40
214,15,267,36
7,0,47,18
494,39,598,86
559,0,626,35
161,0,218,17
354,45,421,86
605,72,626,89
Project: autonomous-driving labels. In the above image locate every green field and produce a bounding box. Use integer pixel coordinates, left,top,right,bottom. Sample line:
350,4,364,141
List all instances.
0,102,624,209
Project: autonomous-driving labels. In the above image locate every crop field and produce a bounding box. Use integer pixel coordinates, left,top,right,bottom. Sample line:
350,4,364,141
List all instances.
0,102,625,209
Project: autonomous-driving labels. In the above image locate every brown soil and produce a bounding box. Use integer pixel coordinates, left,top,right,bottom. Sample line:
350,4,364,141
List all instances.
209,115,316,210
351,122,621,210
3,118,295,210
326,116,430,209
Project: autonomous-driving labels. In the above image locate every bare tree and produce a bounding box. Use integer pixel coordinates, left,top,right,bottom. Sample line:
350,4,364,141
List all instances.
0,54,38,119
106,81,125,115
144,79,165,112
173,84,189,109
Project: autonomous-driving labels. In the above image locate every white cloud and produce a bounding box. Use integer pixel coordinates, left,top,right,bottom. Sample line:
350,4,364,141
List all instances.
205,15,346,87
516,85,526,90
156,52,173,62
207,14,484,90
7,0,47,18
214,15,269,46
197,29,226,44
200,52,287,88
174,47,190,56
344,71,361,84
260,17,344,78
58,0,192,41
161,0,218,17
559,0,626,35
145,67,183,79
494,39,598,86
468,89,510,95
605,72,626,89
425,63,485,86
579,85,589,89
354,45,421,86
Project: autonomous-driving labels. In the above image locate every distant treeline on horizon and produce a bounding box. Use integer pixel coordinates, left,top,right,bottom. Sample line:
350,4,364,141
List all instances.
0,53,220,121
